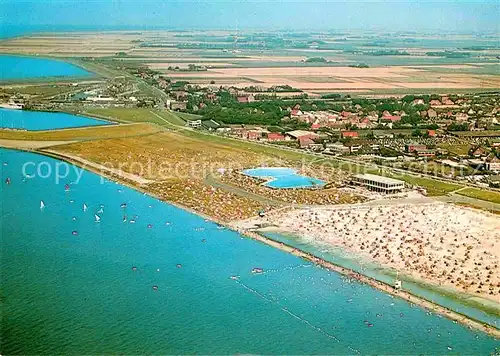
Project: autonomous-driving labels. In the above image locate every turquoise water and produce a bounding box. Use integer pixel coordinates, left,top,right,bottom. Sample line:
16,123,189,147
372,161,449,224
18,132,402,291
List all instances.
1,148,498,354
243,167,326,189
0,55,90,80
0,108,110,130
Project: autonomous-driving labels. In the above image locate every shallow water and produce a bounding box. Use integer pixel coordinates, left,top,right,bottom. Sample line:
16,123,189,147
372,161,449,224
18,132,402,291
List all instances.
0,108,110,130
0,148,498,354
243,167,326,189
0,55,90,80
263,231,500,328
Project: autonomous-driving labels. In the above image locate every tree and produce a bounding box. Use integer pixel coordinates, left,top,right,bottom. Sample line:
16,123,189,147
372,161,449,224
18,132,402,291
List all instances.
412,129,422,137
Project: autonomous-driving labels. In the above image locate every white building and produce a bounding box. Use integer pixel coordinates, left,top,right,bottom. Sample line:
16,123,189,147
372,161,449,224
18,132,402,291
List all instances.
352,174,405,193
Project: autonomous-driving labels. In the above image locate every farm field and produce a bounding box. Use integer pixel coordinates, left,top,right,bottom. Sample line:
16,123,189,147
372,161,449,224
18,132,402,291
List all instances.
1,30,499,95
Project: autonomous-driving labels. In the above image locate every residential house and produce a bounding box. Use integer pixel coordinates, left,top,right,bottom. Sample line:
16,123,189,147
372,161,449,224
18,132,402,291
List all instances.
299,136,315,148
286,130,319,140
237,94,255,104
290,109,303,117
486,155,500,172
406,143,427,153
267,133,286,142
470,146,488,158
427,109,437,119
341,131,359,139
171,102,187,110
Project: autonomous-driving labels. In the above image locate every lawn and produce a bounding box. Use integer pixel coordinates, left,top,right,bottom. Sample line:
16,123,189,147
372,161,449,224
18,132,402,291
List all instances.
438,143,473,156
456,187,500,205
383,172,462,196
0,123,160,141
82,108,185,127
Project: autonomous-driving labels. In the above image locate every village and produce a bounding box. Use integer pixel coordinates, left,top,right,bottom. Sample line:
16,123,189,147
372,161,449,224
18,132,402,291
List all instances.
2,62,500,191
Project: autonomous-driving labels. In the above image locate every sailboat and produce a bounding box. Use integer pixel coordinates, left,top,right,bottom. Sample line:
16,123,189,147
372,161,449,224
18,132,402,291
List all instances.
83,203,88,212
94,214,101,223
40,200,46,209
64,184,70,191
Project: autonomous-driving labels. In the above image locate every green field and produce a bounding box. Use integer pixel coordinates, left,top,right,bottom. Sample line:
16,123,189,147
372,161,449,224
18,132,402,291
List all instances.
82,108,184,127
438,143,473,156
383,172,462,196
457,187,500,204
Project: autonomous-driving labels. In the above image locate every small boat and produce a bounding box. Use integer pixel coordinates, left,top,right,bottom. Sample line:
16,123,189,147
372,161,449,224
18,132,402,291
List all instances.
176,264,182,268
152,285,158,291
122,216,127,223
230,275,239,280
69,199,74,203
131,266,137,271
64,184,70,191
5,178,11,185
83,203,88,212
40,200,46,209
147,224,153,229
72,231,78,236
72,217,77,221
201,238,206,243
251,267,264,274
129,219,136,224
165,221,171,226
94,214,101,223
120,203,127,209
97,208,104,214
367,323,374,327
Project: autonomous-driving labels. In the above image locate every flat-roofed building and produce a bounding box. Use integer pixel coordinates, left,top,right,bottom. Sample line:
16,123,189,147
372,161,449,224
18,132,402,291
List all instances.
352,173,405,193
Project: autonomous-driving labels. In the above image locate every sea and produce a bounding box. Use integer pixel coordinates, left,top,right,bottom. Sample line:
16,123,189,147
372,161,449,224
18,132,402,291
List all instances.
0,108,110,131
0,55,90,81
0,48,498,354
1,148,499,354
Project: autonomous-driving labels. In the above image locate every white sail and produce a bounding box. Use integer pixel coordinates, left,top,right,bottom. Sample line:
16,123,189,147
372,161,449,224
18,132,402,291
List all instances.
40,200,45,209
94,214,101,223
83,203,88,212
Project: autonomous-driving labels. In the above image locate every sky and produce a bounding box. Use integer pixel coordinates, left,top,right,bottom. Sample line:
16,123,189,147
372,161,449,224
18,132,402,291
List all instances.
1,0,499,33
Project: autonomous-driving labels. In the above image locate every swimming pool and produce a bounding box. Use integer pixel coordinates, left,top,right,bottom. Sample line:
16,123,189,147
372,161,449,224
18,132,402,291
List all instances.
242,167,326,189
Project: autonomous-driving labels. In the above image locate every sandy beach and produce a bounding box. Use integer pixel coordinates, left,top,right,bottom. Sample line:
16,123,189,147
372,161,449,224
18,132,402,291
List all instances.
242,202,500,304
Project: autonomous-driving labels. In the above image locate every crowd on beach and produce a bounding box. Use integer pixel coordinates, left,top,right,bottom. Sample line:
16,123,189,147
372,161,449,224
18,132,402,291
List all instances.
148,179,271,222
263,203,500,302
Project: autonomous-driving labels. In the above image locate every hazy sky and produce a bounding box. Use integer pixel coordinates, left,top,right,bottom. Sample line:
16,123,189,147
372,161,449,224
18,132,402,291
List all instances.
2,0,499,33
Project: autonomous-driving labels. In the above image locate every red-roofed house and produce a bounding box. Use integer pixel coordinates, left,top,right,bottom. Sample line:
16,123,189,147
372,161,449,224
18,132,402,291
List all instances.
427,129,436,137
299,136,315,148
341,131,359,139
247,130,262,140
382,115,401,122
311,123,322,130
267,133,285,142
237,94,255,104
